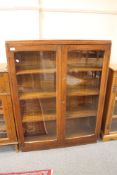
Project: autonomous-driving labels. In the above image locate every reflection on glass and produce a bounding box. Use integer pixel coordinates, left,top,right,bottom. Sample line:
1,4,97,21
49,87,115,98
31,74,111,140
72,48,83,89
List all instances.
0,101,7,138
67,71,101,94
68,50,104,69
15,51,56,71
15,51,57,141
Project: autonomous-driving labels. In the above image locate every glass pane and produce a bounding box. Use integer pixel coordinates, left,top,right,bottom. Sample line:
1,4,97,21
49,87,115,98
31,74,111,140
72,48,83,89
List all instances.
66,117,96,138
15,51,56,72
65,49,103,138
65,96,97,138
67,71,101,95
0,100,7,138
110,119,117,132
17,73,56,95
110,98,117,132
23,121,56,141
15,51,57,141
20,98,56,118
113,100,117,116
66,96,98,117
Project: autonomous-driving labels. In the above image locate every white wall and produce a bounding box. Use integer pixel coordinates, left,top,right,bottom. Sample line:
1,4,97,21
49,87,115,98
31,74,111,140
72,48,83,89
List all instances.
0,0,39,63
0,10,39,63
40,0,117,63
41,0,117,11
0,0,117,63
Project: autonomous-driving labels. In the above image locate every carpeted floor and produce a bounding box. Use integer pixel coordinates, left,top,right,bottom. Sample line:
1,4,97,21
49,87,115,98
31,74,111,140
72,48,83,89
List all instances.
0,141,117,175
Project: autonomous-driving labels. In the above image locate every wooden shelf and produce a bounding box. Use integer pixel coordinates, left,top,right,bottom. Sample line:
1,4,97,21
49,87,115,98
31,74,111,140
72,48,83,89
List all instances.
25,135,56,142
16,68,56,75
19,91,56,100
67,109,97,119
16,67,102,75
22,108,97,123
68,67,102,72
68,88,99,96
65,130,95,138
22,112,56,123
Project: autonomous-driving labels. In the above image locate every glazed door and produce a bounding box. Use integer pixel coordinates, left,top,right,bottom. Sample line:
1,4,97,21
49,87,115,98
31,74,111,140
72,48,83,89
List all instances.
104,77,117,135
110,89,117,133
9,45,61,145
0,95,16,144
62,45,108,142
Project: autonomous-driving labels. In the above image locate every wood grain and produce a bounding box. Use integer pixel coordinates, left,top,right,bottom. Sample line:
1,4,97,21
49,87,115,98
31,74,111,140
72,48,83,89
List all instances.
0,69,17,146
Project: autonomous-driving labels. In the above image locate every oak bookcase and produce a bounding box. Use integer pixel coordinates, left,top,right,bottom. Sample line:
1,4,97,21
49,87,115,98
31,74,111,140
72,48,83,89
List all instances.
102,65,117,141
0,64,17,146
6,40,111,151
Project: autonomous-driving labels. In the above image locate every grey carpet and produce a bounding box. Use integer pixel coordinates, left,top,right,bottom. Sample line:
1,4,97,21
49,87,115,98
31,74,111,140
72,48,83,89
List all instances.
0,141,117,175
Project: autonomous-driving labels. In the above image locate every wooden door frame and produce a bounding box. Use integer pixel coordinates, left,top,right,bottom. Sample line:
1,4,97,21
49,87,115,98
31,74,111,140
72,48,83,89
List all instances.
95,45,111,137
61,44,111,143
104,75,117,135
6,43,62,148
